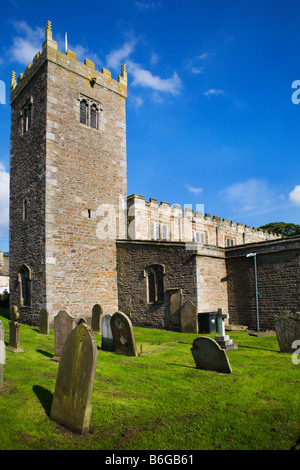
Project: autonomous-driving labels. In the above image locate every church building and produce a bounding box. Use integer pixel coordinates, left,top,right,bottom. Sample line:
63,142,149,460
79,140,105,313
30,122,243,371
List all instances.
10,22,296,332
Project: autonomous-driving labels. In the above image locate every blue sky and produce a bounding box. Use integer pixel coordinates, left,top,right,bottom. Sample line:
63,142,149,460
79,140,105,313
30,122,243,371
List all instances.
0,0,300,252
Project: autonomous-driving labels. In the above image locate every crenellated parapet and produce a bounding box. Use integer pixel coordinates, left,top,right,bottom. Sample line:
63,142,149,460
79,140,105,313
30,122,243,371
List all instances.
10,20,127,105
126,194,281,246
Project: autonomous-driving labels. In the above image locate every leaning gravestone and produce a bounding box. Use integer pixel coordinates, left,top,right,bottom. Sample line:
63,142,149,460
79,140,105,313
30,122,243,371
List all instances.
50,321,98,434
0,320,5,388
91,304,103,335
274,312,300,353
181,300,198,333
111,311,137,356
39,308,49,335
53,310,75,360
7,305,23,353
101,314,114,351
191,336,232,374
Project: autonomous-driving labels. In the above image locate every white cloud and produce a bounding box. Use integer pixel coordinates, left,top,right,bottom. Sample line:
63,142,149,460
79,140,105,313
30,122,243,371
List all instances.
106,39,137,71
128,60,182,95
0,164,9,238
204,88,225,97
186,184,203,195
220,178,273,213
289,185,300,205
135,1,162,11
8,20,44,65
106,39,182,97
185,53,210,74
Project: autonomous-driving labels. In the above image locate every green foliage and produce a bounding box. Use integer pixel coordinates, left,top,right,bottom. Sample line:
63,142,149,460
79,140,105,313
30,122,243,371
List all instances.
0,310,299,450
259,221,300,237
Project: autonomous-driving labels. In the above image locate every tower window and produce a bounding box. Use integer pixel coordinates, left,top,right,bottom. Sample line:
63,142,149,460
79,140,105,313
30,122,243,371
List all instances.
79,96,100,130
90,104,98,129
18,264,32,307
80,99,88,125
23,199,28,221
145,265,165,304
22,100,32,134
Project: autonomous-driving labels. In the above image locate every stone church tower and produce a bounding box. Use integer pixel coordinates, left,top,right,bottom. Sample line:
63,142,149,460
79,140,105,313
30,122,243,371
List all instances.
9,21,127,324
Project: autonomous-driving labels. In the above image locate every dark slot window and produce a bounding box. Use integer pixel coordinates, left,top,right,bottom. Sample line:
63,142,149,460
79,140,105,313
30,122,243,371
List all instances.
22,102,32,134
80,99,88,125
19,265,31,307
90,104,98,129
145,265,164,304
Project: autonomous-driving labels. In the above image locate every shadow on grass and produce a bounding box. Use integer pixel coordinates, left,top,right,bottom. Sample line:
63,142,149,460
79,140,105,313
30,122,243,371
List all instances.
238,345,280,353
33,385,53,417
36,349,54,358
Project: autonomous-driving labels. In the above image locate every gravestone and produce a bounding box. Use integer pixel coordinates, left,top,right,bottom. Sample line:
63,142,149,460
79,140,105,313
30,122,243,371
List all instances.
215,308,237,351
7,305,23,353
111,311,137,356
39,308,49,335
181,300,198,334
53,310,75,360
191,336,232,374
0,321,5,388
168,288,182,329
50,321,98,434
274,312,300,352
91,304,103,335
101,314,114,351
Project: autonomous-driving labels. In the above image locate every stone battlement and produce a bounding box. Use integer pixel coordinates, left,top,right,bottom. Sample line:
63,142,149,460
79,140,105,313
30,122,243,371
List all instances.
126,194,281,247
10,20,127,105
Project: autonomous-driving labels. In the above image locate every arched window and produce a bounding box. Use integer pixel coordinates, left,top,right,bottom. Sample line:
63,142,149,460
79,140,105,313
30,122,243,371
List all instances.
90,104,98,129
80,99,88,125
145,265,165,304
22,102,32,134
18,265,31,307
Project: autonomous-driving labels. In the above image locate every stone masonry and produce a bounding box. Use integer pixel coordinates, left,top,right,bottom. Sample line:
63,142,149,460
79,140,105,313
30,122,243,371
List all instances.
10,21,127,325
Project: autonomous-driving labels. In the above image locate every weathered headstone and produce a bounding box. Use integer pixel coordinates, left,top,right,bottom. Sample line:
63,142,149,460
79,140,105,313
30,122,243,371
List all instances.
191,336,232,374
7,305,23,353
274,312,300,352
111,311,137,356
91,304,103,335
0,321,5,388
53,310,75,360
168,288,182,329
101,314,114,351
215,308,237,351
39,308,49,335
181,300,198,334
50,321,98,434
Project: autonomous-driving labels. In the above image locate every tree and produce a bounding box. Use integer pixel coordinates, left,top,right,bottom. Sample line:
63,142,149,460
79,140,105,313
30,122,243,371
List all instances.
259,222,300,237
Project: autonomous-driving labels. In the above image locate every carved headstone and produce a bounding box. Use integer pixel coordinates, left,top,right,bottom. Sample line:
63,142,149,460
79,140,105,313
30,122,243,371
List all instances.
101,314,114,351
168,288,182,328
39,308,49,335
0,321,5,388
7,305,23,353
53,310,75,359
191,336,232,374
111,311,137,356
181,300,198,334
50,321,98,434
91,304,103,335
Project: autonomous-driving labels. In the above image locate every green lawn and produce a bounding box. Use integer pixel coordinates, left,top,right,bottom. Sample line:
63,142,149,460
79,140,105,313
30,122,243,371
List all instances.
0,308,299,450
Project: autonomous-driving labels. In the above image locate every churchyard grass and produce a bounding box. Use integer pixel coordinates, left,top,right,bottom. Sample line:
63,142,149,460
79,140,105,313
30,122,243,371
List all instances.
0,307,299,450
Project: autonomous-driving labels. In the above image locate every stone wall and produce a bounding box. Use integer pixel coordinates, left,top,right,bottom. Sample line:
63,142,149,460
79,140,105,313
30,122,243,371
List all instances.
117,240,198,330
126,194,281,247
9,22,127,325
226,237,300,330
